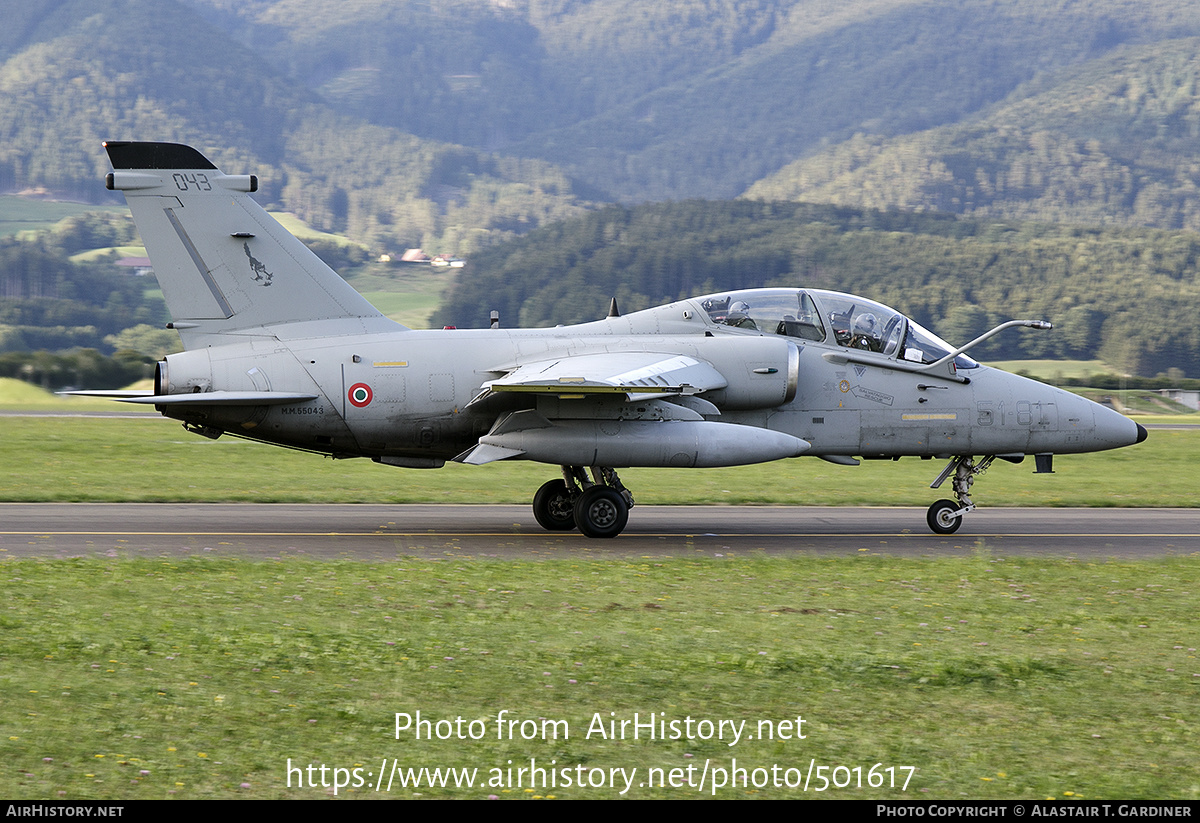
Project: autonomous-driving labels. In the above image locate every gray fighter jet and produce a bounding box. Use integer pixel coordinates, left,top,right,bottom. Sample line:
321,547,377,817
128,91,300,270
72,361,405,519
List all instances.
84,142,1146,537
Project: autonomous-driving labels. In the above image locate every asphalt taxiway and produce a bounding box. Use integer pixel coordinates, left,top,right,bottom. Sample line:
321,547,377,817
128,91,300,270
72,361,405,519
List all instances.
1,503,1196,558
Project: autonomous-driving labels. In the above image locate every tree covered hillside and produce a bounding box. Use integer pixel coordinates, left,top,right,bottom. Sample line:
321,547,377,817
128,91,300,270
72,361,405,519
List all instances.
187,0,1200,204
7,0,1200,280
746,38,1200,231
511,0,1163,201
9,1,1200,232
0,0,591,254
0,212,166,353
434,201,1200,378
0,0,299,201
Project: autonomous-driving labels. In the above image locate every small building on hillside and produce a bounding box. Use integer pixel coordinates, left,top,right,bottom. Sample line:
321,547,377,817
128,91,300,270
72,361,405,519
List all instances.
116,257,153,276
1157,389,1200,411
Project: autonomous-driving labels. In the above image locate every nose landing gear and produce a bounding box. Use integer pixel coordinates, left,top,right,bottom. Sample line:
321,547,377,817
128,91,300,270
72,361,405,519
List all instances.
926,455,995,535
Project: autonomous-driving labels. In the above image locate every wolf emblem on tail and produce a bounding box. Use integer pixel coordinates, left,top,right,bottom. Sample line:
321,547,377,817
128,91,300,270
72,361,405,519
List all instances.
243,242,273,286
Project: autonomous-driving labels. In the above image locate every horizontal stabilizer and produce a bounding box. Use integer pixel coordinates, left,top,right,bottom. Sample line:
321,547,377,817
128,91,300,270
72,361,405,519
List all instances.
64,390,318,406
61,390,154,399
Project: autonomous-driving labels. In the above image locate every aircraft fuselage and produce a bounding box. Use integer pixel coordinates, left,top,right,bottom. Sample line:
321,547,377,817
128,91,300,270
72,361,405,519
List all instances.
155,301,1139,467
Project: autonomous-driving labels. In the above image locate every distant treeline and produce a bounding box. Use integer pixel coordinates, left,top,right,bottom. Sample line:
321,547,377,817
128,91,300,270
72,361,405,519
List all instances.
435,200,1200,377
0,213,166,353
0,348,152,390
0,212,359,358
1058,373,1200,391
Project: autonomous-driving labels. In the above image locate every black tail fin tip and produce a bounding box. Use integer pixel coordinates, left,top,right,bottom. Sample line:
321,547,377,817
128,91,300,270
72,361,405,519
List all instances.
104,141,217,171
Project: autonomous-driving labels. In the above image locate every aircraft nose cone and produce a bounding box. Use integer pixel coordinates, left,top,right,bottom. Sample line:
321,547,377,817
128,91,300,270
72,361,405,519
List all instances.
1085,401,1147,451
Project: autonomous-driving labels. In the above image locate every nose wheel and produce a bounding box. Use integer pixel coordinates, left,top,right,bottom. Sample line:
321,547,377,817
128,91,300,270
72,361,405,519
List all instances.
926,498,964,534
927,455,994,535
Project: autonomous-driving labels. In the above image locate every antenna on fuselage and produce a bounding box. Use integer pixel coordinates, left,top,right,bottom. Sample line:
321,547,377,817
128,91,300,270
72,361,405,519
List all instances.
607,297,620,318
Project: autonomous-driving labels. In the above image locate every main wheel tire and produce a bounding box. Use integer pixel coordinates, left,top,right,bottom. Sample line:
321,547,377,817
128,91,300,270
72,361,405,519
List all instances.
533,479,577,531
573,486,628,539
927,498,963,535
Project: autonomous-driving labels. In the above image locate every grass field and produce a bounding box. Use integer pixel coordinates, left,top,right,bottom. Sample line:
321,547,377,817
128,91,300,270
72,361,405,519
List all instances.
357,284,446,330
0,379,135,412
271,212,360,246
348,265,457,330
989,360,1112,381
1,553,1197,800
68,246,146,263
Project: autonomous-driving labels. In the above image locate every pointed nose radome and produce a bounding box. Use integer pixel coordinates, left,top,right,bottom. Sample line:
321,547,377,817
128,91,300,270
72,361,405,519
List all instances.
1080,400,1147,453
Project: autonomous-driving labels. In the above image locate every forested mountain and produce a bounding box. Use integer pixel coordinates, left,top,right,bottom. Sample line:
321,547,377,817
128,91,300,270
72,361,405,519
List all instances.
434,201,1200,378
0,0,300,201
745,37,1200,231
0,0,591,254
510,1,1178,201
182,0,1200,205
8,1,1200,239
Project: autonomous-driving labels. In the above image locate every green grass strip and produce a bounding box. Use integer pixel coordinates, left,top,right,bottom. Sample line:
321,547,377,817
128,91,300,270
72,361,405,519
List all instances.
1,554,1197,799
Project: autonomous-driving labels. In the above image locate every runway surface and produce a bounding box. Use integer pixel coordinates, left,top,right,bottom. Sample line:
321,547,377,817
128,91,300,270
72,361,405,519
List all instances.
1,503,1197,558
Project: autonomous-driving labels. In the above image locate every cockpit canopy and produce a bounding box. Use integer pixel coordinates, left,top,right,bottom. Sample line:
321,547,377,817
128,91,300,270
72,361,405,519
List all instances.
694,288,978,369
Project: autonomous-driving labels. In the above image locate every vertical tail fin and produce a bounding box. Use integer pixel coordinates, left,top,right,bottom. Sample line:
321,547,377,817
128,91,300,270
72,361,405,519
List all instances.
104,141,403,348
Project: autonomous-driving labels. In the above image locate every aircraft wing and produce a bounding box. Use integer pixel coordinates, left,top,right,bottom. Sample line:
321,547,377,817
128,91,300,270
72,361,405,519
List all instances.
478,351,727,401
457,350,807,467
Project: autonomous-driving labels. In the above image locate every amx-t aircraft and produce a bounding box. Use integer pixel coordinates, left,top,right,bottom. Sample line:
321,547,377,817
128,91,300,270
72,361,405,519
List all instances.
84,142,1146,537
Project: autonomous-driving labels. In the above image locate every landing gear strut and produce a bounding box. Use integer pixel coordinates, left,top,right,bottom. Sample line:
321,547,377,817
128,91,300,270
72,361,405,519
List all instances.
926,455,995,535
531,465,634,538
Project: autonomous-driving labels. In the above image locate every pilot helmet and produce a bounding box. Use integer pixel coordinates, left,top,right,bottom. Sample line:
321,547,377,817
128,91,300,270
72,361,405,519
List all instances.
729,301,751,314
853,312,878,336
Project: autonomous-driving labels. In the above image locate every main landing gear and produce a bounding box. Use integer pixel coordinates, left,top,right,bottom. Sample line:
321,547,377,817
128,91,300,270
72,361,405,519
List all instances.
532,465,634,538
926,455,995,535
